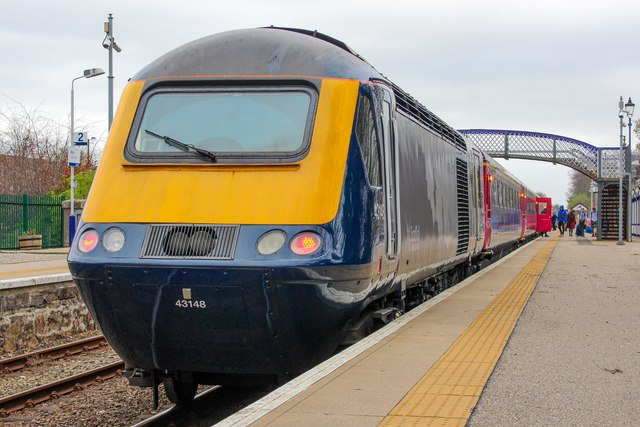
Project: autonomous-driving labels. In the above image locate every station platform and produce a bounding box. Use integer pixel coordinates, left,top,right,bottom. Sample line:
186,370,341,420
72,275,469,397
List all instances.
219,236,640,426
0,248,69,282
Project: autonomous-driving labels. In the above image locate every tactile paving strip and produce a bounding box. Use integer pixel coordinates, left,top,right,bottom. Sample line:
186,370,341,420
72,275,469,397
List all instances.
380,239,557,427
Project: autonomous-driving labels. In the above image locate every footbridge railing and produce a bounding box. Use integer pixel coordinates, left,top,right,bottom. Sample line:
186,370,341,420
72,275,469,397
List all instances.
457,129,627,181
458,129,633,241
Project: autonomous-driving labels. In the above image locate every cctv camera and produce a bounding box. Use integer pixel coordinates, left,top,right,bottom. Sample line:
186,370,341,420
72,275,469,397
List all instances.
113,42,122,53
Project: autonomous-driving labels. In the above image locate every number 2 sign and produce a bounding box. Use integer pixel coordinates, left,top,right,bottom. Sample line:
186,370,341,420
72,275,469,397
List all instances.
73,131,88,146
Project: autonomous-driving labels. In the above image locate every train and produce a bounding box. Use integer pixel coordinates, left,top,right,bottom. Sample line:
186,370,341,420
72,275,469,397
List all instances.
67,27,550,405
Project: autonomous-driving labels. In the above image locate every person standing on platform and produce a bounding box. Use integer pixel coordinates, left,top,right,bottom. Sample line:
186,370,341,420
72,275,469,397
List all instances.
568,210,576,237
578,208,587,236
590,207,598,238
557,205,568,236
552,211,557,231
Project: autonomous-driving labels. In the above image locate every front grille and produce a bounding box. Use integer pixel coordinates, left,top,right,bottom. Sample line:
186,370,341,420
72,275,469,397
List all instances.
141,224,239,259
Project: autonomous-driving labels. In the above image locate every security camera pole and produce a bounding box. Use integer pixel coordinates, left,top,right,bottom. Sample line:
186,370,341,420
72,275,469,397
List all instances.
103,13,122,130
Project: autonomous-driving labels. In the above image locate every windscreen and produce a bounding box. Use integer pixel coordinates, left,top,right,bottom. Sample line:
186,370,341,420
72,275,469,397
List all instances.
131,88,313,159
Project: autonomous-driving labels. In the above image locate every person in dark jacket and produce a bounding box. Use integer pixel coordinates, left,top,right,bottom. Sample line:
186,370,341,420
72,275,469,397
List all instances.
557,205,568,236
577,208,587,236
551,212,557,230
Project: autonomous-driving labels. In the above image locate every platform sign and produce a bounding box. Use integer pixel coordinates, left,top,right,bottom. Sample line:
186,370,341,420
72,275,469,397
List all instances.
68,145,81,166
73,131,89,146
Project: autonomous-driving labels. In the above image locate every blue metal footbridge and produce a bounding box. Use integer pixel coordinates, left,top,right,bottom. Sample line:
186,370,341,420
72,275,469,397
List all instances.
458,129,638,240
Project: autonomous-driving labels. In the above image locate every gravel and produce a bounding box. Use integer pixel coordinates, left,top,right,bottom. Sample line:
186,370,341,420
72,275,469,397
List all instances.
0,335,181,426
0,346,122,397
0,337,224,427
2,375,177,427
0,331,102,360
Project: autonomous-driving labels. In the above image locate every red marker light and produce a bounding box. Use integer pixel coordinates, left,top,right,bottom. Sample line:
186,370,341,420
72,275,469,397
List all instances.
290,232,322,255
78,229,99,253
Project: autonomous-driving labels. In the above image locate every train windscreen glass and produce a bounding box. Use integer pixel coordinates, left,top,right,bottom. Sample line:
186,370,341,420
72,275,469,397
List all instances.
133,90,312,155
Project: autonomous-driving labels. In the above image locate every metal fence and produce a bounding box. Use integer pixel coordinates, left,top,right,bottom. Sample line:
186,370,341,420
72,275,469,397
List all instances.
0,194,64,249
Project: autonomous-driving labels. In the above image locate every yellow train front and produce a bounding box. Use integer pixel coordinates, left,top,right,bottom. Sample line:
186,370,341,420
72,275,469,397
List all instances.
68,28,403,403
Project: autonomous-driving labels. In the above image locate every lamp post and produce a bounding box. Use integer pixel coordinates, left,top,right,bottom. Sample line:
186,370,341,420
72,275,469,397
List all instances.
69,68,105,246
103,13,122,130
625,97,635,242
618,97,625,245
617,96,635,245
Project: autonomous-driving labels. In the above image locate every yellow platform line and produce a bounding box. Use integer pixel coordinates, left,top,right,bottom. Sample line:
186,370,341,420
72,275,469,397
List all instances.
0,266,69,280
379,239,557,427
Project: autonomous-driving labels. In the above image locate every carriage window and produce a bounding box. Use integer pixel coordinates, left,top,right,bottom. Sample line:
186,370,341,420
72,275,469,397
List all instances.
355,95,382,187
128,87,314,162
539,202,548,214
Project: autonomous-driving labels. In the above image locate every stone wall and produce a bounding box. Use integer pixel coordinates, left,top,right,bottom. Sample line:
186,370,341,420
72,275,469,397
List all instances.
0,280,96,355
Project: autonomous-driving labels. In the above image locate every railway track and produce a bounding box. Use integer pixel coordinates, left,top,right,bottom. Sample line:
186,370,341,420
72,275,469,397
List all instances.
0,337,270,424
0,360,124,417
131,385,274,427
0,360,124,418
0,335,108,372
0,336,123,418
131,386,222,427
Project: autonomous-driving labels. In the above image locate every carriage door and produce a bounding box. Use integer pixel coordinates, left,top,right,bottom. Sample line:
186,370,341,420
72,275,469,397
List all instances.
381,89,399,258
470,150,484,253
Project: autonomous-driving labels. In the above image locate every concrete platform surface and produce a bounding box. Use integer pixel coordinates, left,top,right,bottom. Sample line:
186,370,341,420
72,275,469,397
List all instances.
218,236,640,426
0,248,69,281
468,237,640,426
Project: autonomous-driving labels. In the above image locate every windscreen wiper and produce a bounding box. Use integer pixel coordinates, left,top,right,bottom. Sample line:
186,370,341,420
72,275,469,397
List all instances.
144,129,217,162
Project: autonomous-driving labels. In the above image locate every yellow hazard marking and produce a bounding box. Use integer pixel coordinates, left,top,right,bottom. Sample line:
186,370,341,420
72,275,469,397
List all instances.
380,239,557,427
0,266,69,280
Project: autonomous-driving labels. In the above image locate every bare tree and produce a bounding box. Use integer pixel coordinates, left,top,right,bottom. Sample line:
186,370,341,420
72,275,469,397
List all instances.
566,169,592,201
0,100,69,195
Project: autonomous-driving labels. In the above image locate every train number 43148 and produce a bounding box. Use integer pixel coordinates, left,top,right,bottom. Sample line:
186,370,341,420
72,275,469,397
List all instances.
175,299,207,309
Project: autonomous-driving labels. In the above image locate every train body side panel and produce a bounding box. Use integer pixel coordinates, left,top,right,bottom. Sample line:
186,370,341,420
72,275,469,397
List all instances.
396,114,459,280
485,161,522,251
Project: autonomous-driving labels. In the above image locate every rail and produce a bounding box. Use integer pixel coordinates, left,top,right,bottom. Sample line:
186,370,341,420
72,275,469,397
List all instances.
0,336,107,372
0,360,124,417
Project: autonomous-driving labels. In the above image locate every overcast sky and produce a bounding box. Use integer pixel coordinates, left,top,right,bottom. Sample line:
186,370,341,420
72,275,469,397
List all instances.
2,0,639,206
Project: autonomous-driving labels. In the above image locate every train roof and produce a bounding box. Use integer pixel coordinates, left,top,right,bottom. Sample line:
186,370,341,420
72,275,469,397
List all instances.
484,154,537,194
132,27,466,152
133,27,383,81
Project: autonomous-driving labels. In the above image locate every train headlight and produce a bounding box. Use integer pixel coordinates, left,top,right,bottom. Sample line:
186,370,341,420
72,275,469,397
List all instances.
103,227,126,252
290,231,322,255
78,229,99,253
257,230,286,255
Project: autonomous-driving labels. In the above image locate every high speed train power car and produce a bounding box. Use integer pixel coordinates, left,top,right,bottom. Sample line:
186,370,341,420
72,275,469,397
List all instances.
68,27,544,404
